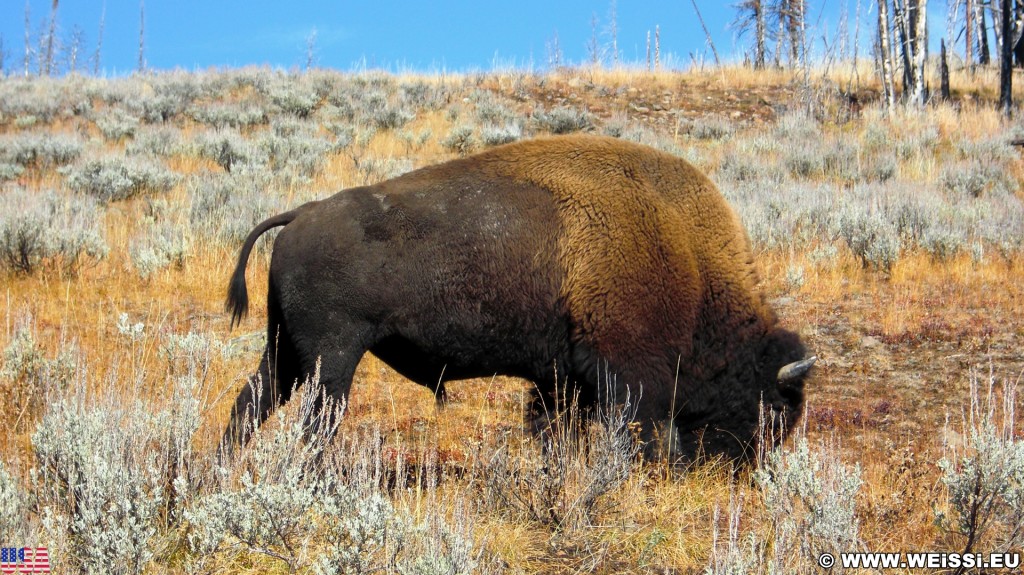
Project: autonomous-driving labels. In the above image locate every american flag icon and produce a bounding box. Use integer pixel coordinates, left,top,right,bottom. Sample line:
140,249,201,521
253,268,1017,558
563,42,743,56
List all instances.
0,548,50,574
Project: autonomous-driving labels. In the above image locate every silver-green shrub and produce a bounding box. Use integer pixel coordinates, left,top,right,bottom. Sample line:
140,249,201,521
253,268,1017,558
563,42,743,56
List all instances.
532,106,594,134
0,163,25,182
836,208,901,271
941,161,1018,199
441,126,477,156
0,461,33,542
1,318,76,399
65,155,179,202
191,128,265,173
265,79,320,119
258,122,338,177
188,102,267,129
690,116,734,141
185,370,341,571
125,125,185,158
188,168,286,244
480,122,522,147
471,89,520,125
755,437,862,574
94,110,141,142
372,104,416,131
0,132,84,168
129,218,190,279
0,187,108,273
937,371,1024,555
32,375,201,575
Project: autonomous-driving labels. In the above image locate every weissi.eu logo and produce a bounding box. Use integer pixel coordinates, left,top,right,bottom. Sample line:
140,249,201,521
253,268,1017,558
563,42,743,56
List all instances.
0,548,50,574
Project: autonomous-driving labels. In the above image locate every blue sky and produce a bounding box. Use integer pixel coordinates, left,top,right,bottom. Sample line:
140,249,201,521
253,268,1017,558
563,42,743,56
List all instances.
2,1,949,74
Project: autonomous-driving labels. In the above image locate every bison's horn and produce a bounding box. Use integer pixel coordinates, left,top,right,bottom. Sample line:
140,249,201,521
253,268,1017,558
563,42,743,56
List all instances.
777,356,817,384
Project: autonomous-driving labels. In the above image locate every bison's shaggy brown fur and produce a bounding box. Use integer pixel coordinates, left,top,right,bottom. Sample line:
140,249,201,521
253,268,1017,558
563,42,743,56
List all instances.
223,135,812,462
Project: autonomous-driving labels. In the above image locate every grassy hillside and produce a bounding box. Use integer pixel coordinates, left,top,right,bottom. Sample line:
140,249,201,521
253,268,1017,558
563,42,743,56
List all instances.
1,65,1023,574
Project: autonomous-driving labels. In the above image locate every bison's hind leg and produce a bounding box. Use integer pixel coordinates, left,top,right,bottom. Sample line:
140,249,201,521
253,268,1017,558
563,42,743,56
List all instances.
218,336,300,459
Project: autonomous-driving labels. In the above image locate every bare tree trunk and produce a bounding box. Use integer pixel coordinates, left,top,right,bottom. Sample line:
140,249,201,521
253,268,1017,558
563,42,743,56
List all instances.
137,0,145,73
608,0,618,66
879,0,897,109
992,0,1004,52
979,0,992,65
94,2,104,75
893,0,928,106
1000,0,1013,115
941,38,951,99
775,10,785,67
756,0,767,68
44,0,58,76
305,29,317,71
967,0,974,69
690,0,722,67
588,13,600,67
893,0,913,94
853,0,863,85
1011,0,1024,67
785,0,805,66
67,25,84,73
655,25,661,70
23,0,31,76
911,0,928,105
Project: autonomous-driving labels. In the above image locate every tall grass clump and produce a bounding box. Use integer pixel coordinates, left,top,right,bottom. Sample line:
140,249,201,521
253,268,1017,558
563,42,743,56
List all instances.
476,390,639,535
704,494,768,575
755,436,862,574
0,187,108,274
186,372,489,574
936,369,1024,559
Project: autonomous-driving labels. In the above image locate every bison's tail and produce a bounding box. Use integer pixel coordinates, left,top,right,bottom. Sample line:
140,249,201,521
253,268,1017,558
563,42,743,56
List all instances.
227,203,315,328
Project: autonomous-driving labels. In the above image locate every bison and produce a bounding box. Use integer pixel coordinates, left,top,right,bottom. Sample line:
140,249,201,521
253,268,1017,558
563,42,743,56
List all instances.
221,135,814,462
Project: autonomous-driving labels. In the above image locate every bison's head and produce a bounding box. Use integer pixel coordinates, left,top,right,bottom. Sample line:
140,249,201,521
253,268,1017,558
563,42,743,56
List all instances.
672,326,815,464
755,327,814,448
